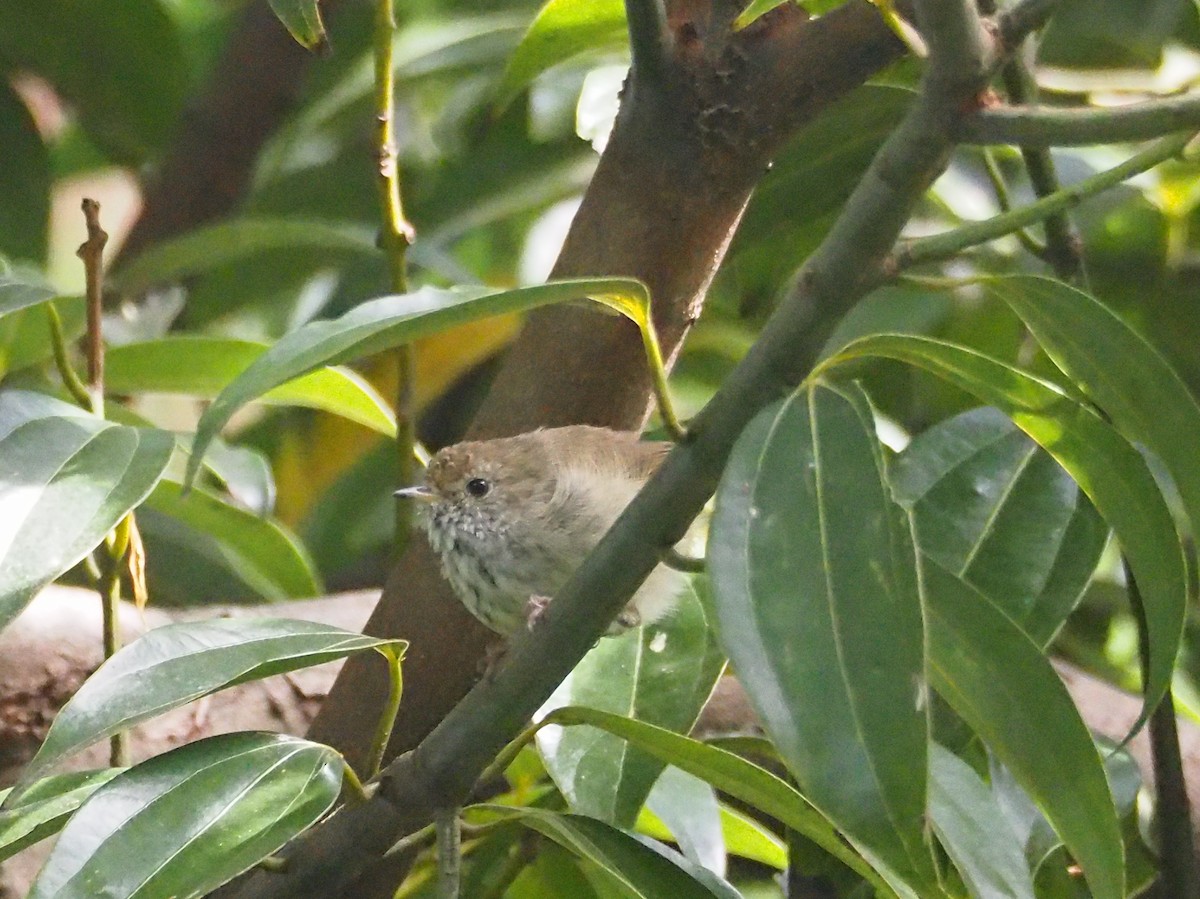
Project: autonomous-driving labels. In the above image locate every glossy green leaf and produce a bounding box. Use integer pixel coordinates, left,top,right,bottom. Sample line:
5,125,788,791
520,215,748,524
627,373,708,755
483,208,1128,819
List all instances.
0,390,173,632
893,406,1107,646
495,0,627,111
0,82,49,263
543,707,887,889
267,0,328,51
990,275,1200,545
923,559,1123,899
707,382,936,895
537,580,724,827
111,218,378,296
186,277,656,487
487,806,740,898
107,336,395,435
10,619,402,800
0,0,186,163
644,765,725,876
0,296,85,375
0,268,56,317
28,733,342,898
0,770,121,862
928,743,1035,899
820,335,1186,730
142,480,320,600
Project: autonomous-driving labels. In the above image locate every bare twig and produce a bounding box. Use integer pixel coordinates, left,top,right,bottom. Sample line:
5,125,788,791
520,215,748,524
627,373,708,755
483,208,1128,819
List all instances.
76,199,108,415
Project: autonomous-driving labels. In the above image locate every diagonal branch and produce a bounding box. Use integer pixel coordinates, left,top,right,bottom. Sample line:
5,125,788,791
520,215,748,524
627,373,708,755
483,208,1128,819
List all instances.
960,92,1200,147
224,2,1006,896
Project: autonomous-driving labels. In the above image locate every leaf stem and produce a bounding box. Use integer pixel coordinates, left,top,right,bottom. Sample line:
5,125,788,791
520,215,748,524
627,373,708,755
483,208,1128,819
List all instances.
101,515,131,768
45,303,93,408
365,646,405,779
639,316,686,441
373,0,418,555
342,761,371,803
894,130,1195,270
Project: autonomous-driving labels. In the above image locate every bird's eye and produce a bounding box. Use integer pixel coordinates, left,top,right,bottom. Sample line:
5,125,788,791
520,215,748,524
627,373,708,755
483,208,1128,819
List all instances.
465,478,491,498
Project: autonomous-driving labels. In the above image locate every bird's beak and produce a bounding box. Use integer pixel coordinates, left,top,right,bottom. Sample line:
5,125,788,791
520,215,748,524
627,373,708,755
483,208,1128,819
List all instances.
394,485,436,503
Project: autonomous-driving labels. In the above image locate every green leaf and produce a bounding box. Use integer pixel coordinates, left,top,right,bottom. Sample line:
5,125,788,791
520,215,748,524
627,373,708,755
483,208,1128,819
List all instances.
111,218,378,295
543,707,888,889
0,296,85,375
142,480,321,600
990,275,1200,547
28,733,343,898
707,382,936,895
0,269,57,317
820,335,1186,731
0,390,173,632
9,619,402,800
928,743,1035,899
0,770,122,862
643,766,725,876
186,277,656,487
733,0,791,30
106,336,395,436
495,0,627,111
893,406,1107,646
267,0,328,51
485,806,740,898
0,0,187,163
923,559,1124,899
0,82,50,263
537,580,725,827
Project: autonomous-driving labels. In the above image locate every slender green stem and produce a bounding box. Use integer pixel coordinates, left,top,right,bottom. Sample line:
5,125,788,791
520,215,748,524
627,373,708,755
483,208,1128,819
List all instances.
365,647,405,779
979,148,1047,256
342,762,371,803
100,516,131,768
895,130,1195,270
477,721,544,787
660,545,706,573
45,304,93,408
374,0,418,555
639,319,686,441
384,822,436,860
1124,558,1199,898
435,807,461,899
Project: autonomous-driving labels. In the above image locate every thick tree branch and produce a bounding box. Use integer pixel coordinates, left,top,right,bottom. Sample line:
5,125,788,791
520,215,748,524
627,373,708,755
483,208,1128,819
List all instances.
224,3,1005,895
961,92,1200,147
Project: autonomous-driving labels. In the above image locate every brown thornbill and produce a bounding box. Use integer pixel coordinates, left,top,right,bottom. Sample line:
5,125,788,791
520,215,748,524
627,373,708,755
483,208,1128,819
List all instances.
396,425,688,638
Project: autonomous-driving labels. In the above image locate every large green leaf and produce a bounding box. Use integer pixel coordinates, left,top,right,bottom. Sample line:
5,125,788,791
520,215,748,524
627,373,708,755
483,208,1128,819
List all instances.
990,275,1200,545
494,0,627,111
0,390,173,632
0,267,57,317
542,706,884,888
28,733,342,898
106,336,394,435
643,766,725,876
482,806,739,898
142,480,321,600
0,83,49,263
928,743,1035,899
185,277,660,486
9,619,403,800
0,0,186,163
537,580,724,827
267,0,327,51
707,382,936,896
0,770,122,863
110,218,378,296
820,335,1186,730
893,406,1107,646
923,559,1124,899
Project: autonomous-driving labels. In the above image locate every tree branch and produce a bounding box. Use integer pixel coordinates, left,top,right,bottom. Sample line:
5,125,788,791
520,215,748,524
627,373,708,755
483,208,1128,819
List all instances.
961,92,1200,147
625,0,670,86
224,2,1004,895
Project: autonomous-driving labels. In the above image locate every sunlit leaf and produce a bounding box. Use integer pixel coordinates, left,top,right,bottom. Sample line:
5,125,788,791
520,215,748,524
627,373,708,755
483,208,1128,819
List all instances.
0,770,122,862
28,733,342,898
267,0,328,51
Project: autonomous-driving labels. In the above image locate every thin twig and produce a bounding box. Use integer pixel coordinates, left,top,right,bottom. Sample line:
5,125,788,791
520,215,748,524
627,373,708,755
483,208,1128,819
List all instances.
625,0,670,87
76,198,108,416
1123,558,1199,898
894,130,1195,270
101,516,132,768
373,0,418,556
435,807,461,898
978,148,1048,256
660,545,706,573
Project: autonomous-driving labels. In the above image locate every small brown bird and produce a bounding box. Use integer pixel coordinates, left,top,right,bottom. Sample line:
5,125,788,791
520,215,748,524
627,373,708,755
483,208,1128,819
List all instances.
396,425,687,639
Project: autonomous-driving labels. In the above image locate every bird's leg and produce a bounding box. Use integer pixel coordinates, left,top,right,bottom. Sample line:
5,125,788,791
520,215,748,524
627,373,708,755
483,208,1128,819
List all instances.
478,639,510,680
524,594,552,630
